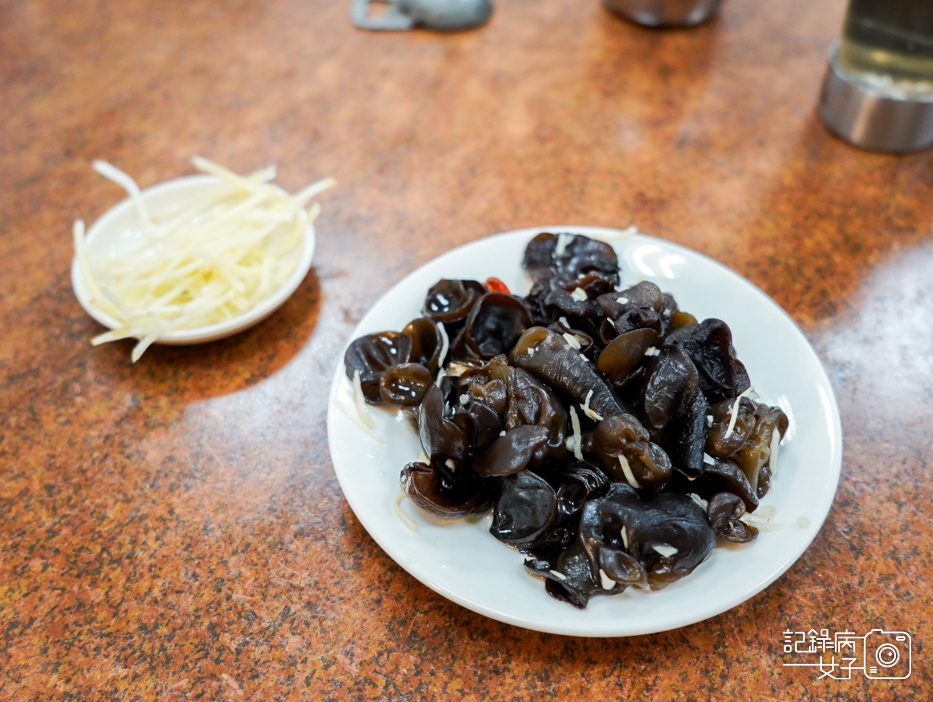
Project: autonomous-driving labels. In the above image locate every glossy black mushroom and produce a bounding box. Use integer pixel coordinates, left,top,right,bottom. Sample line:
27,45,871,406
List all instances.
490,460,609,552
458,364,509,415
525,483,715,607
463,292,533,358
490,470,559,548
592,414,672,492
548,318,596,357
418,384,468,468
667,310,698,334
600,485,716,591
503,365,568,460
707,492,758,543
705,396,757,458
472,424,552,477
344,331,413,404
456,355,567,461
402,317,445,375
663,385,710,479
450,397,503,458
734,404,789,497
639,345,709,477
524,542,603,608
401,460,484,519
542,272,616,321
542,285,600,321
511,326,628,420
666,319,751,403
640,345,695,440
696,457,759,512
548,460,611,520
658,292,680,336
596,328,659,385
597,282,665,339
379,362,434,407
614,281,664,312
423,278,486,323
522,232,620,286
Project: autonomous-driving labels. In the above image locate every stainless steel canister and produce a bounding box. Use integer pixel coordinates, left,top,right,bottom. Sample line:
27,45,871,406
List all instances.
602,0,725,27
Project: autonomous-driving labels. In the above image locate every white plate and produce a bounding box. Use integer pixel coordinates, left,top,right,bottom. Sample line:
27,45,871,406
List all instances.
71,174,316,345
326,226,842,637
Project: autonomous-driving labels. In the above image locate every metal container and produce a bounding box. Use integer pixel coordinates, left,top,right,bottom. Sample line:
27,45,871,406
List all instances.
602,0,725,27
351,0,493,31
817,0,933,153
819,44,933,152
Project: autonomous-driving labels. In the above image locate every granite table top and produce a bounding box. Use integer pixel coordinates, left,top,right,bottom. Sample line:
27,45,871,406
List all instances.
1,0,931,699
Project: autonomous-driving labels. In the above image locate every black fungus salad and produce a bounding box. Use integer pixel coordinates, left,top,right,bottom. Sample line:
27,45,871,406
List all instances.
343,232,788,608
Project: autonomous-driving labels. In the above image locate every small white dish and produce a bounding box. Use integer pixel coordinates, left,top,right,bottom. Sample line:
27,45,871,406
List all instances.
326,226,843,637
70,174,316,345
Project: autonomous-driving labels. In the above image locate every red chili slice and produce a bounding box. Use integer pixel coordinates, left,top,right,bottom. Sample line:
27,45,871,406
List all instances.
484,277,510,294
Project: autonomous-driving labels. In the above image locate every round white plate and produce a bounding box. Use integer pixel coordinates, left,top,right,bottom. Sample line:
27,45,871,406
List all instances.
71,174,316,345
326,226,842,637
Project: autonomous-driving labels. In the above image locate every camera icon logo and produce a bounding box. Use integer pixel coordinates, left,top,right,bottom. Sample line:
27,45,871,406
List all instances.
864,629,911,679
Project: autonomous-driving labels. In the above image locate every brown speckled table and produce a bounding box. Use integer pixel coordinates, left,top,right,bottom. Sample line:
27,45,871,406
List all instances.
2,0,932,699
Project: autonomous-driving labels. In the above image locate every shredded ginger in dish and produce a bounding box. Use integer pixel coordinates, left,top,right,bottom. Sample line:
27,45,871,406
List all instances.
73,157,335,361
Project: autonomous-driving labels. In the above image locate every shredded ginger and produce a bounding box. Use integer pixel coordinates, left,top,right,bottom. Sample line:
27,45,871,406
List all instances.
73,157,335,361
